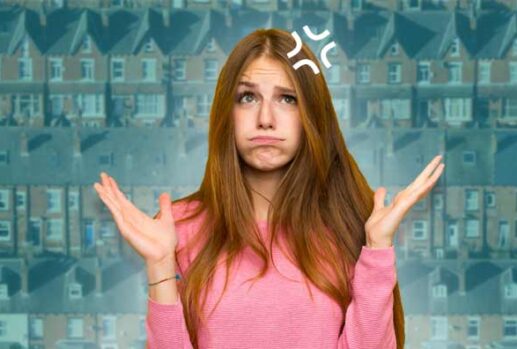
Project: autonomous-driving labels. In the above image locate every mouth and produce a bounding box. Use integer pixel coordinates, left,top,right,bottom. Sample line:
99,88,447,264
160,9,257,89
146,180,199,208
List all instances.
250,136,285,144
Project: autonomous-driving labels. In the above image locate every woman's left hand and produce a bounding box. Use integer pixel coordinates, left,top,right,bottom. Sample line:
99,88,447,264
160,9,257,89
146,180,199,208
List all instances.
364,154,445,249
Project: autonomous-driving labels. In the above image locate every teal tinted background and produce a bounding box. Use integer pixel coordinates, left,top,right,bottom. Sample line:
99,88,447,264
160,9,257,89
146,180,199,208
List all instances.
0,0,516,348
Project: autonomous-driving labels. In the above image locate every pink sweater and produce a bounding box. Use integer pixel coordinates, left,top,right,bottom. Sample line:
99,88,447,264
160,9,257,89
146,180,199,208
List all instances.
146,201,398,349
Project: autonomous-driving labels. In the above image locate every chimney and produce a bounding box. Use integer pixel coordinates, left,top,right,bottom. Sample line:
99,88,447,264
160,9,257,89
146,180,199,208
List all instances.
491,130,497,154
20,131,28,157
20,256,29,298
101,9,109,27
95,257,103,297
39,4,47,27
73,128,81,157
162,8,170,27
346,10,355,31
225,7,232,28
469,1,477,31
457,263,466,296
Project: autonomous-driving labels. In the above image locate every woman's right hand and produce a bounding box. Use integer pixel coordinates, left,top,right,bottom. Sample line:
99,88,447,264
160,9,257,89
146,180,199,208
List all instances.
93,172,178,268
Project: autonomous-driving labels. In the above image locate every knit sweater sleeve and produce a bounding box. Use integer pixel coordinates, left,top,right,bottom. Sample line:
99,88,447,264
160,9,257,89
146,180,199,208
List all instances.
145,200,197,349
337,245,398,349
146,292,194,349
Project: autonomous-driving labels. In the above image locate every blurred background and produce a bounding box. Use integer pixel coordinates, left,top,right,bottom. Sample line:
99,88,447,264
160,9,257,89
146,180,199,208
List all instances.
0,0,516,348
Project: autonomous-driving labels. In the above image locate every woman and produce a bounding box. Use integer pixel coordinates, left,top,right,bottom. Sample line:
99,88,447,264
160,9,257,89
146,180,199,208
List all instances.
94,28,444,348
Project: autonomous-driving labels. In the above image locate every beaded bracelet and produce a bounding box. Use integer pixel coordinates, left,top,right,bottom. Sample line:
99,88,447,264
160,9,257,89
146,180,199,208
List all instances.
148,275,175,287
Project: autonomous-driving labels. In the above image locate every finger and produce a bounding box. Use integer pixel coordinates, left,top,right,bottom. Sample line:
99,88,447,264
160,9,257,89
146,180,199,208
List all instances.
407,155,443,191
372,187,386,213
100,172,121,211
402,163,445,211
98,189,155,251
158,192,174,223
107,175,149,223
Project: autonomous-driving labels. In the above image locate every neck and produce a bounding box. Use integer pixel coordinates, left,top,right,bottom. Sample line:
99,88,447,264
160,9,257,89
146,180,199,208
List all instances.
243,164,285,222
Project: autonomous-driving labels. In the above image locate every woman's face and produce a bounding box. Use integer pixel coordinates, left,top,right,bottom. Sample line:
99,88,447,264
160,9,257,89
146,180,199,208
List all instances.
233,56,303,172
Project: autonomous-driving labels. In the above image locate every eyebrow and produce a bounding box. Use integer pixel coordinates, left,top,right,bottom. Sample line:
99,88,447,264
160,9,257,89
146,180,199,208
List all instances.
237,81,296,95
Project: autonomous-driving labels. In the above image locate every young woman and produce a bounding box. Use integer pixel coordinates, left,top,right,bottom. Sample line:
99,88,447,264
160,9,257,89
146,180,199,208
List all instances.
94,28,444,349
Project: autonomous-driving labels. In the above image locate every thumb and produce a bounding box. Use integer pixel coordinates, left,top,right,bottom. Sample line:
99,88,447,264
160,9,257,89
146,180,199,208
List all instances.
373,187,386,213
158,192,174,223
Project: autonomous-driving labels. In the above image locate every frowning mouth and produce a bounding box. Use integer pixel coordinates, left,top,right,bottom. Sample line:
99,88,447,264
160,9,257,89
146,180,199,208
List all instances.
250,136,285,144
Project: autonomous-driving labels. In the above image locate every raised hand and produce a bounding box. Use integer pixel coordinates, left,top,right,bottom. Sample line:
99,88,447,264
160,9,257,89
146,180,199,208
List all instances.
364,154,445,249
93,172,178,268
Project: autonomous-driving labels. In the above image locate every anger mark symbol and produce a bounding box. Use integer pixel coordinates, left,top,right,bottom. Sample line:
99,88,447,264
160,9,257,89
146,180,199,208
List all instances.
287,25,337,75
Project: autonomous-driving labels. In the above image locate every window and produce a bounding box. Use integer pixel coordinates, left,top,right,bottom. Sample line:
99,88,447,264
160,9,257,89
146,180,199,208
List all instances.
381,99,410,119
204,59,218,80
448,62,462,83
17,94,40,117
412,220,427,240
503,98,517,119
467,317,480,339
73,94,103,117
84,220,95,249
28,218,41,246
20,36,29,56
67,317,84,338
444,98,471,122
513,38,517,56
432,284,447,298
450,38,460,57
196,94,212,116
80,59,94,81
135,94,164,117
46,219,63,240
50,58,63,81
505,284,517,299
47,189,62,213
351,0,363,10
503,318,517,337
50,95,64,116
98,153,113,166
499,220,509,248
0,151,8,165
417,61,431,83
485,192,495,208
388,63,401,84
16,191,26,211
30,317,44,339
462,151,476,165
390,43,399,56
144,38,154,52
81,36,92,53
357,63,370,84
0,221,10,241
100,220,115,237
68,282,82,299
433,193,443,210
68,190,79,211
206,38,216,52
479,61,491,83
431,316,448,340
174,59,186,80
111,58,125,82
510,62,517,83
465,189,479,211
102,316,117,340
19,58,32,81
142,59,156,81
465,219,479,238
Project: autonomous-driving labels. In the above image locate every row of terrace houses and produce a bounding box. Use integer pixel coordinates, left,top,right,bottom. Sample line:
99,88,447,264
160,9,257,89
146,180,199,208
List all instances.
0,127,516,261
2,6,517,129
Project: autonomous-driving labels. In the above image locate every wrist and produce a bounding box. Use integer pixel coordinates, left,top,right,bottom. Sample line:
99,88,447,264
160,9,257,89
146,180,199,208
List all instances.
366,237,393,249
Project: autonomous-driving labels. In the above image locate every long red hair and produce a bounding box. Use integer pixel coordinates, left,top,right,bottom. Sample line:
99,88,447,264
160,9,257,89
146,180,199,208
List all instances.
155,28,405,348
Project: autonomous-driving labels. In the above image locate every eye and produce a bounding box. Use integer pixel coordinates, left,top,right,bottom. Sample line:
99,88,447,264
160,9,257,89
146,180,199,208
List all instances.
282,95,297,105
237,91,256,104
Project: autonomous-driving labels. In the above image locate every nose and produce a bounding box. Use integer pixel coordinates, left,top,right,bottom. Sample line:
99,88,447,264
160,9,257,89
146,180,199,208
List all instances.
257,100,274,129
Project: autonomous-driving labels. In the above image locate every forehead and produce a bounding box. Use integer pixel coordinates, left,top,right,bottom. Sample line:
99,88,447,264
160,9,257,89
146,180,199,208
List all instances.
240,57,294,89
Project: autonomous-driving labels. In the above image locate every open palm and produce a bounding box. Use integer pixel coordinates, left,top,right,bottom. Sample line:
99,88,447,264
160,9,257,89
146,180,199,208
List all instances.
364,154,445,248
93,172,178,267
